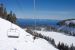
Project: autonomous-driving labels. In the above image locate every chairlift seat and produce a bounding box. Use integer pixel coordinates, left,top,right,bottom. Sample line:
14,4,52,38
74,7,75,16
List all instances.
7,28,19,38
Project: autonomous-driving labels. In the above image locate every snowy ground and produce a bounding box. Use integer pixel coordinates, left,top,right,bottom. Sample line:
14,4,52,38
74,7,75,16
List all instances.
0,18,58,50
35,30,75,46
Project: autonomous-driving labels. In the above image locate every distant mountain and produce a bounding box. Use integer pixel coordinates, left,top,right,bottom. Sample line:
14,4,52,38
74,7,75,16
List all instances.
56,19,75,36
57,19,75,27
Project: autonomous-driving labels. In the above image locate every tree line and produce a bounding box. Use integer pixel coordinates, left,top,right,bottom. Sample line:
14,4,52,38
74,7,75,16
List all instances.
0,3,17,24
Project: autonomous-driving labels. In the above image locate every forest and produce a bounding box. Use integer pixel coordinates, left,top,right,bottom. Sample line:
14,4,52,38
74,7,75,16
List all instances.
0,3,17,24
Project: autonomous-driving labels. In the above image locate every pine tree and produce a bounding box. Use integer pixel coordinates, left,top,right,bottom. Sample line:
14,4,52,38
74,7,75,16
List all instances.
51,39,55,46
57,42,61,49
70,44,75,50
12,13,17,23
0,3,4,17
7,14,11,22
60,43,65,50
64,45,69,50
3,8,7,19
7,11,12,22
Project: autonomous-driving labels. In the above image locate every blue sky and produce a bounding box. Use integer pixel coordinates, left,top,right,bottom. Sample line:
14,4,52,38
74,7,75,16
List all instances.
0,0,75,20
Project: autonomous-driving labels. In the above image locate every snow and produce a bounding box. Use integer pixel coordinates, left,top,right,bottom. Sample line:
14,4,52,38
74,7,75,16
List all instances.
36,30,75,46
57,25,66,31
0,18,58,50
65,20,75,25
65,21,71,25
71,20,75,23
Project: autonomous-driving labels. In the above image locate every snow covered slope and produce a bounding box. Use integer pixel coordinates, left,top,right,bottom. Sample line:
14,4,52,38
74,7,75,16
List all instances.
36,31,75,46
0,18,58,50
65,20,75,25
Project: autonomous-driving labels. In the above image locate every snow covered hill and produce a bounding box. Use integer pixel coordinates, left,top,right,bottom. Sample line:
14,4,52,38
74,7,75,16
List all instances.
56,19,75,36
57,19,75,26
36,30,75,46
0,18,58,50
65,20,75,25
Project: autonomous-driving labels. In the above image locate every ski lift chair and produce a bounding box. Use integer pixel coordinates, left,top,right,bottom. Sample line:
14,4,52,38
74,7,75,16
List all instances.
7,28,20,38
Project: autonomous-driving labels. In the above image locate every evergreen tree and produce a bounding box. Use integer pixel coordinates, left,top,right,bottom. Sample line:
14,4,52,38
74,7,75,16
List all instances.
70,44,75,50
57,42,61,49
12,13,17,23
0,3,4,17
51,39,55,46
7,11,13,22
3,8,7,19
64,45,69,50
7,14,11,22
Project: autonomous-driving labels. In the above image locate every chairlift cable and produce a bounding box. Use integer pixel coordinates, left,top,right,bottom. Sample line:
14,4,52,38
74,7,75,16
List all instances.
34,0,36,30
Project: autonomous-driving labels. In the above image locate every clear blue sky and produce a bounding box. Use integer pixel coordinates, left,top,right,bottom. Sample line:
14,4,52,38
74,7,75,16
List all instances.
0,0,75,20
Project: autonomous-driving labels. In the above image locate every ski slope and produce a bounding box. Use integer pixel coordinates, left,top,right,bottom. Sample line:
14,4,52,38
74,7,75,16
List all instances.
36,30,75,46
0,18,58,50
